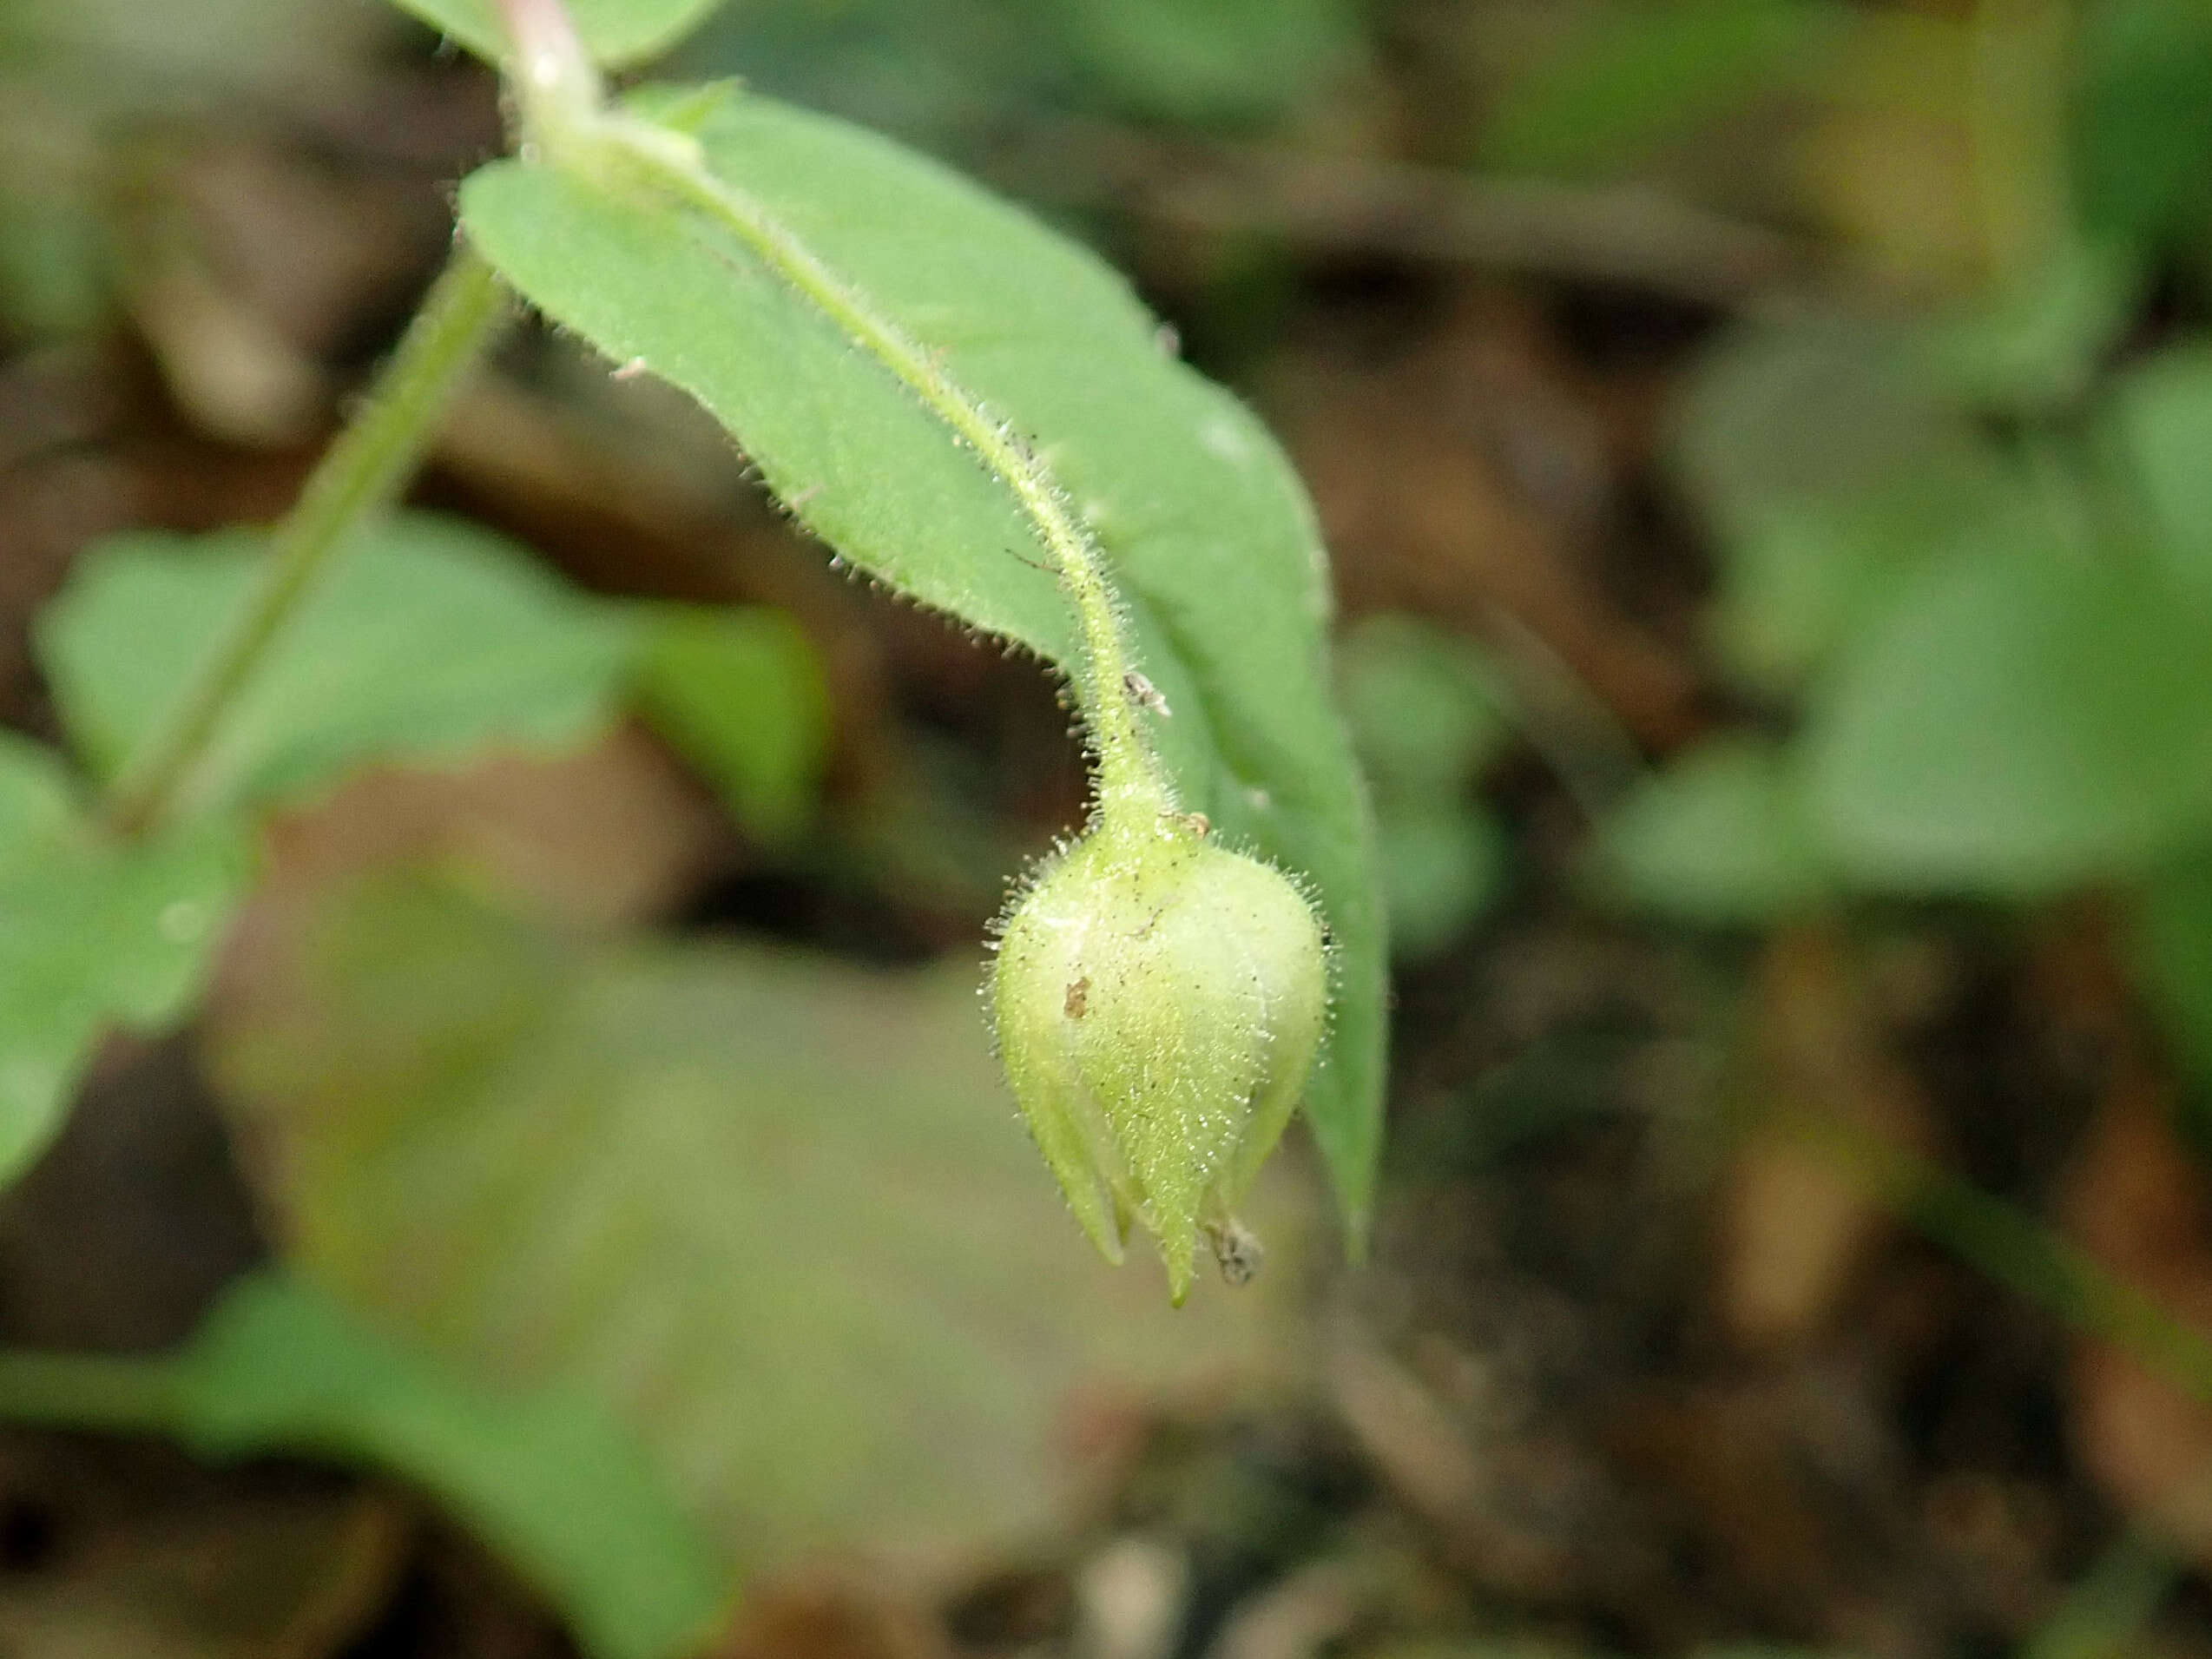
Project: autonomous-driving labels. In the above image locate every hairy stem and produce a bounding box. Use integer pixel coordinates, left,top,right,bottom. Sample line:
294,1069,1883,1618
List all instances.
103,245,508,836
492,0,603,155
616,140,1174,820
487,0,1172,824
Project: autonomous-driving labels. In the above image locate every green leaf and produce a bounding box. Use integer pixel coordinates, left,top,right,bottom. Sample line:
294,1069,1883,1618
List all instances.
1806,544,2212,892
0,774,247,1184
631,603,830,847
1920,237,2142,412
457,95,1386,1229
1336,616,1511,960
207,879,1304,1564
1595,738,1828,923
1676,318,1999,545
1483,0,1833,175
1336,613,1510,805
0,1272,727,1659
2075,0,2212,254
386,0,729,69
0,183,107,339
1714,495,1971,697
2110,343,2212,597
1050,0,1361,127
670,0,1062,158
1376,807,1505,961
1673,315,2018,693
0,733,80,872
40,513,638,823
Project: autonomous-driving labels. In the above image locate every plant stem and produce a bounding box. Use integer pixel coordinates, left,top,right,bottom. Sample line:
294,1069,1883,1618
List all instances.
103,244,508,837
1816,1112,2212,1404
592,133,1178,824
0,1351,184,1437
492,0,603,155
2022,1530,2176,1659
486,0,1175,826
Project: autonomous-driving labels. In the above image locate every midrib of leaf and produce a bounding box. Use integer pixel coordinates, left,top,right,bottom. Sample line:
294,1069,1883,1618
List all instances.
583,122,1170,816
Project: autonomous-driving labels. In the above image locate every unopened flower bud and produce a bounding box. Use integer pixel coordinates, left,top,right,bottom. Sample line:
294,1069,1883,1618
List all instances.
990,810,1329,1302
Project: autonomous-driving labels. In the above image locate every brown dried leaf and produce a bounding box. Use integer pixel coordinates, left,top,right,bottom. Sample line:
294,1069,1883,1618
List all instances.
1723,925,1933,1347
2064,1073,2212,1547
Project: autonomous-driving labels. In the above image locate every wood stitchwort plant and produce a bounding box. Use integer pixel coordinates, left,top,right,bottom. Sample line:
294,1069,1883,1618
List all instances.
0,0,1387,1640
485,0,1339,1298
0,0,1383,1302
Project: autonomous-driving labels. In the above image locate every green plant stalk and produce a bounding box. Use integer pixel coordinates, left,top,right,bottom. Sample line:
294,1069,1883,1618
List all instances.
491,0,1175,827
2022,1530,2176,1659
1816,1111,2212,1404
102,244,510,837
644,151,1175,821
0,1350,185,1435
494,0,605,146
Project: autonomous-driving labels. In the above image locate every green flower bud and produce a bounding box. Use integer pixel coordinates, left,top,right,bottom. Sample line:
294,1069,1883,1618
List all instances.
990,809,1329,1302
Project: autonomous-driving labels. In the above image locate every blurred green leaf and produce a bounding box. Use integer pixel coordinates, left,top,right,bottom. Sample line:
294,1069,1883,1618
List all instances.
0,734,79,869
1484,0,1834,175
1049,0,1359,127
40,513,638,823
1922,237,2142,411
669,0,1061,158
0,1272,727,1659
1710,486,2018,699
0,184,105,338
1376,809,1506,960
208,879,1300,1566
1807,544,2212,892
1337,615,1511,958
386,0,727,68
2019,1531,2179,1659
458,92,1386,1229
1596,738,1828,923
1674,316,2018,693
1337,614,1510,801
0,760,247,1183
2075,0,2212,254
1677,316,2006,545
2110,343,2212,597
633,604,830,848
678,0,1348,154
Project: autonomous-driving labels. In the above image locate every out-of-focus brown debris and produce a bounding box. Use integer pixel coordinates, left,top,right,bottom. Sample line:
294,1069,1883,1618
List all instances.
2065,1072,2212,1554
708,1575,952,1659
998,122,1812,310
1724,924,1938,1350
0,1483,407,1659
1323,1329,1579,1600
1273,289,1702,752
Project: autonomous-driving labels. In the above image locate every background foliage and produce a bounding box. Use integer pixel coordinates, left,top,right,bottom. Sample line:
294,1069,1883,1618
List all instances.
14,1,2212,1658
